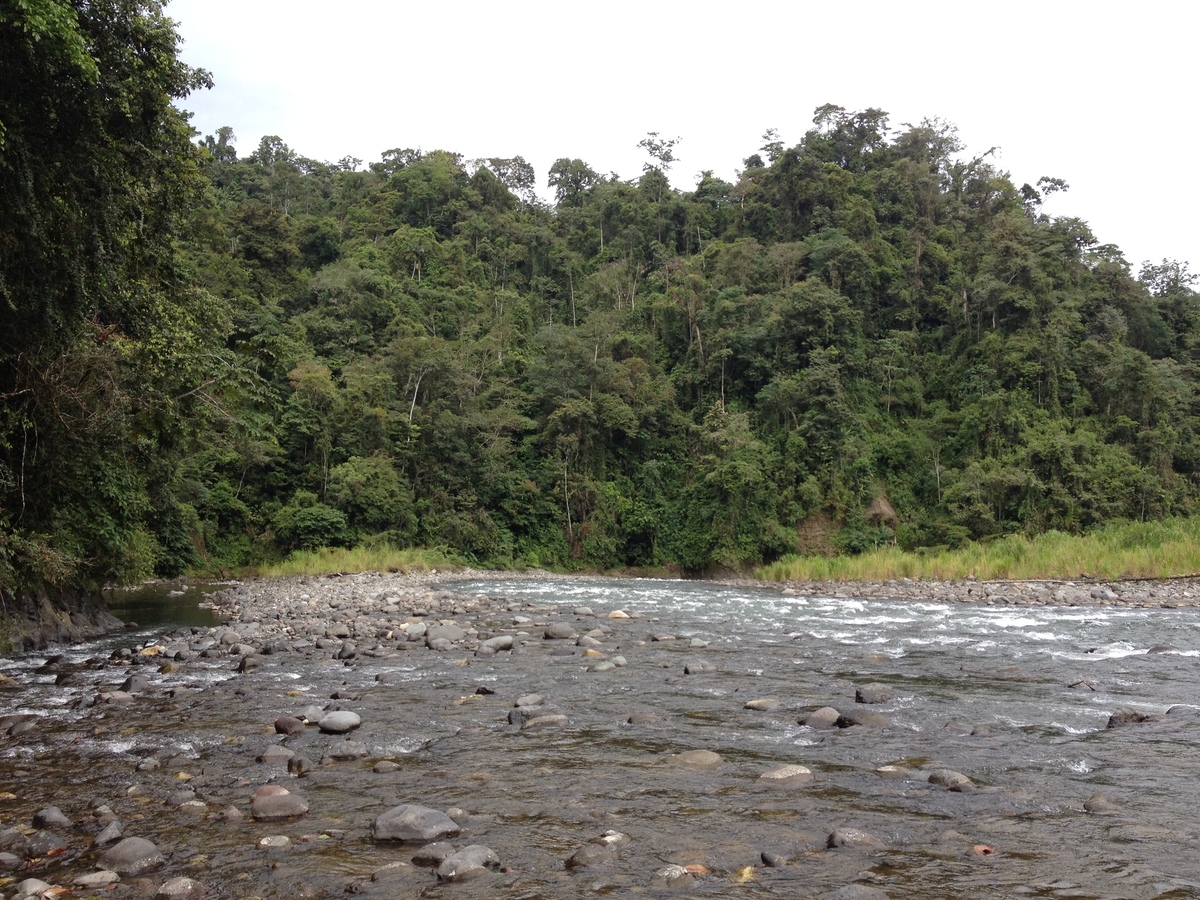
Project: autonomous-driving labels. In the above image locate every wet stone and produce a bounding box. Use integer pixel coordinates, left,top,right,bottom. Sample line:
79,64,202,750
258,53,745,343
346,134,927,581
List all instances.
155,876,206,899
317,710,361,733
372,804,460,842
855,683,896,704
669,749,724,769
32,806,72,829
101,836,166,875
251,786,309,820
801,706,841,727
437,844,500,882
827,828,887,850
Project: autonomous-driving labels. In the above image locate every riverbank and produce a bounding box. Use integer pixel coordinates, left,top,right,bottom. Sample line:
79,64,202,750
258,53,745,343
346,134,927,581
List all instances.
3,570,1200,898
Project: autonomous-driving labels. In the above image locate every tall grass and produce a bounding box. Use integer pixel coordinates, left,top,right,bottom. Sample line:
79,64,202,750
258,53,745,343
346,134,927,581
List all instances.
757,518,1200,582
257,546,460,579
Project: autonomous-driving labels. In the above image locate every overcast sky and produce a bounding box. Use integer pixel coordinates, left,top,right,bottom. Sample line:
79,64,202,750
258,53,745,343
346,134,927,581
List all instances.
167,0,1195,272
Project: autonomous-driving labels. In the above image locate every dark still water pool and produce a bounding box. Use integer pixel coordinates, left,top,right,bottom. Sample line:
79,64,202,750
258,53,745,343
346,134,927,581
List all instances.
1,574,1199,898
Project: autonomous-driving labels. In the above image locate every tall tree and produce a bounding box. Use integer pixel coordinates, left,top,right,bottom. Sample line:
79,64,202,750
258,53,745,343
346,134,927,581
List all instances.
0,0,218,600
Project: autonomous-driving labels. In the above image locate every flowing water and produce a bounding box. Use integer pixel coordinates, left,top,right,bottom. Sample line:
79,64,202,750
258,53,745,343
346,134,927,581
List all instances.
3,576,1200,898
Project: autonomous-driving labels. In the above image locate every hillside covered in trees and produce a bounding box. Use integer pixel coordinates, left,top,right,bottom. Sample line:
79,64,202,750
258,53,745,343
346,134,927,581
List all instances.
3,3,1199,603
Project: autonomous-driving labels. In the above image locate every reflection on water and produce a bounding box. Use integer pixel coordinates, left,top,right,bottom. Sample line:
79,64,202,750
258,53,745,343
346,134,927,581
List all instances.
104,581,226,629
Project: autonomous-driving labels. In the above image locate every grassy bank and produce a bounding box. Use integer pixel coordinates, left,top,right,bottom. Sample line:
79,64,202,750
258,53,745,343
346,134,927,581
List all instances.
757,518,1200,583
255,546,461,579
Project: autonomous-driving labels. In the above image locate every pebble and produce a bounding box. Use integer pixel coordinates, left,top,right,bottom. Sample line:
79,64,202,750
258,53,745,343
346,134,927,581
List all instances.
317,710,361,733
155,876,207,899
250,786,309,820
437,844,500,882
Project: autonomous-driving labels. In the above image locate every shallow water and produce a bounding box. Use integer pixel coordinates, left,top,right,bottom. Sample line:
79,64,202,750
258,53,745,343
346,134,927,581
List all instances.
3,576,1200,898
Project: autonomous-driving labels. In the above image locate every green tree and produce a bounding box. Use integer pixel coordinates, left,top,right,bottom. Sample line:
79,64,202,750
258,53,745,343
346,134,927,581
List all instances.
0,0,219,596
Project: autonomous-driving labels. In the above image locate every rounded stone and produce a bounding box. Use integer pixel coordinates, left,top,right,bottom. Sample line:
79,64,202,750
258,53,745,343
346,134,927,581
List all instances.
101,836,166,875
372,804,460,843
669,749,724,769
155,876,206,899
317,710,361,733
759,764,813,785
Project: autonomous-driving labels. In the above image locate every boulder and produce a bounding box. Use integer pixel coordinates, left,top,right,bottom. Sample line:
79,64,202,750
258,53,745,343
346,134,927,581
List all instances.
436,844,499,882
372,804,460,843
800,706,841,728
826,828,886,850
855,684,895,704
317,710,361,734
101,836,165,875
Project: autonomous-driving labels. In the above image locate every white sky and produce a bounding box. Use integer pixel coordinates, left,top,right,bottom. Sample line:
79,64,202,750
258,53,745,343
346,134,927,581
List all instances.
168,0,1196,271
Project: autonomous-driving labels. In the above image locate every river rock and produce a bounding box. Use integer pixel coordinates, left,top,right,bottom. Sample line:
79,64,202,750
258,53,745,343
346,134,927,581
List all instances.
759,763,813,785
75,870,120,887
801,706,841,727
684,660,716,674
837,709,889,728
95,819,124,845
317,710,361,733
928,769,975,791
412,840,455,866
1084,792,1121,814
25,830,67,855
476,635,514,655
274,715,305,735
436,844,499,882
827,828,887,850
372,804,460,842
32,806,72,829
13,879,55,899
651,864,693,888
566,842,620,867
824,886,892,899
101,836,165,875
288,756,313,776
257,744,294,764
855,684,895,704
426,624,466,644
251,786,309,819
544,622,576,639
1107,707,1161,727
669,749,724,769
155,876,207,899
744,698,784,711
521,713,569,730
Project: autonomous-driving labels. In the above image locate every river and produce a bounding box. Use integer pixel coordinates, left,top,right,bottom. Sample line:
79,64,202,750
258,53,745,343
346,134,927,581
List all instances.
1,575,1198,898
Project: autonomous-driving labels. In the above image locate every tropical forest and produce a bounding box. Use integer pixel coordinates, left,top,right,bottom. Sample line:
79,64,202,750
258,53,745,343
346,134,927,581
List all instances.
3,1,1200,605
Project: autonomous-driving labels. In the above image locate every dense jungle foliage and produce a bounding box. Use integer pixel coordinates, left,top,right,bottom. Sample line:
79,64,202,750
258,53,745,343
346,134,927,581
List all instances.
3,3,1199,598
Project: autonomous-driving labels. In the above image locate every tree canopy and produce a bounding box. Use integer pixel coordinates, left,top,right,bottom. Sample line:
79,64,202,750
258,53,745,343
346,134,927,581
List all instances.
3,11,1198,591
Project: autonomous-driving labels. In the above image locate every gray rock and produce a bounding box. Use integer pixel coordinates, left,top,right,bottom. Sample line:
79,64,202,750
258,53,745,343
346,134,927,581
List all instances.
0,850,21,870
567,842,620,868
651,864,693,888
761,850,788,867
759,764,813,785
1107,707,1161,727
824,886,892,899
837,709,889,728
372,804,460,842
25,830,66,855
95,819,124,846
744,698,783,711
855,683,895,704
155,876,206,899
287,756,313,776
13,878,55,899
684,660,716,674
256,744,294,764
476,635,514,655
927,769,975,792
827,828,887,850
437,844,499,882
426,624,466,644
515,693,544,708
32,806,72,829
250,787,309,820
74,870,120,887
668,749,723,769
101,836,166,875
373,759,402,773
1084,792,1120,815
317,710,361,733
800,706,841,727
521,713,569,730
274,715,305,735
412,840,456,866
544,622,576,640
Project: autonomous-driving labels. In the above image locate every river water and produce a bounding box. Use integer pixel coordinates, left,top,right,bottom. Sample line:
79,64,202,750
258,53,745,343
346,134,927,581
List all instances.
2,576,1199,898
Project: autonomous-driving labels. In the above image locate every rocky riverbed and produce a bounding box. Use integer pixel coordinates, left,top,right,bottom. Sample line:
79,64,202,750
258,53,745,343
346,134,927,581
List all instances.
2,570,1200,899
